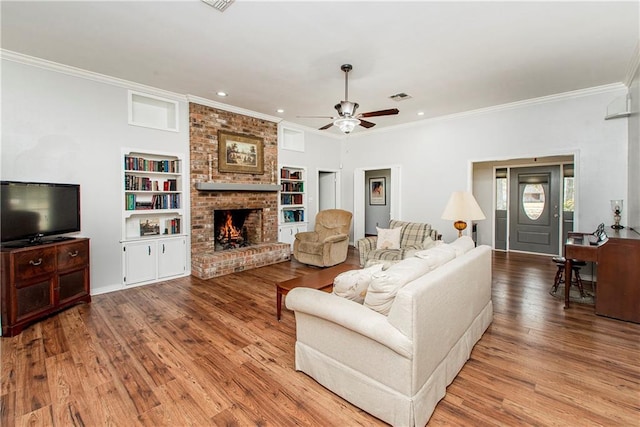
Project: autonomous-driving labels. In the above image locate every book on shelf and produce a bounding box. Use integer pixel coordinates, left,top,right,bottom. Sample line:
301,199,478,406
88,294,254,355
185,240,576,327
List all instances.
283,209,304,223
164,217,181,235
124,156,180,173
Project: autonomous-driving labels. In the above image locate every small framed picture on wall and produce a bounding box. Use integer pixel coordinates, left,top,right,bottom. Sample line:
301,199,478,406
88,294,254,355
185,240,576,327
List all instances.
369,177,386,205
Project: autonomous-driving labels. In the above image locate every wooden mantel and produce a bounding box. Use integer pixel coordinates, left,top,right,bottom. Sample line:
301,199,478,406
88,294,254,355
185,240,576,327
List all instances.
195,182,280,192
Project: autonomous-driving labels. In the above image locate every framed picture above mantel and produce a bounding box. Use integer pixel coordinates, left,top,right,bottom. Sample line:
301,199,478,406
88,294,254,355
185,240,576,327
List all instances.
218,130,264,174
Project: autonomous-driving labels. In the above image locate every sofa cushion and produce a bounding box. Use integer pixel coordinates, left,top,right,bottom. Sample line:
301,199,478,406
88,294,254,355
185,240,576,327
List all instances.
333,264,384,304
448,236,475,256
376,227,401,250
413,245,457,269
364,257,435,315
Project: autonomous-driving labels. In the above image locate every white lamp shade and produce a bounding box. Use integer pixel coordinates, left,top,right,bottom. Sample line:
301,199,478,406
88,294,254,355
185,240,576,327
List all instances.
334,117,360,134
441,191,486,221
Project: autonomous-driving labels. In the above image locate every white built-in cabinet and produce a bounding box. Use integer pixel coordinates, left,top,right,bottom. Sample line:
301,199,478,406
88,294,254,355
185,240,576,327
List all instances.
121,149,187,286
279,165,308,248
123,237,186,285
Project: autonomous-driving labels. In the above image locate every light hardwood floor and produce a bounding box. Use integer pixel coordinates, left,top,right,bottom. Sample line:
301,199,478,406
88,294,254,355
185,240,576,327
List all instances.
2,248,639,426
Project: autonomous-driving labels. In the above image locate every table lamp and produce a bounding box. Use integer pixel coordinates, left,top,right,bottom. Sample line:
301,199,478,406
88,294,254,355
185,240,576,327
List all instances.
441,191,486,237
611,199,624,229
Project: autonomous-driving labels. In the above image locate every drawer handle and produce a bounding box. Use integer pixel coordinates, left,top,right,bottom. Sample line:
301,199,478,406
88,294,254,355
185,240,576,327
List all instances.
29,258,43,266
68,250,79,258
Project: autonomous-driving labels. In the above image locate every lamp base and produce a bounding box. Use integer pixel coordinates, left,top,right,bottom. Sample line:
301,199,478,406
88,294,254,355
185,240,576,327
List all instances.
454,220,467,238
611,224,625,230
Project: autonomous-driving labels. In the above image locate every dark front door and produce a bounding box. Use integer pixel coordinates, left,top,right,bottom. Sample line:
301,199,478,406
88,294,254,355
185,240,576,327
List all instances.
509,166,561,254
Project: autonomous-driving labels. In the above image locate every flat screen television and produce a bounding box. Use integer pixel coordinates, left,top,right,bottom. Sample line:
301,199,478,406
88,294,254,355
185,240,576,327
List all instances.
1,181,81,245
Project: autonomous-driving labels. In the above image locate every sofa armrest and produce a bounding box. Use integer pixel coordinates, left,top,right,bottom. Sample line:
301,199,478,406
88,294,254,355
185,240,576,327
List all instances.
323,233,348,244
286,288,413,358
357,236,378,267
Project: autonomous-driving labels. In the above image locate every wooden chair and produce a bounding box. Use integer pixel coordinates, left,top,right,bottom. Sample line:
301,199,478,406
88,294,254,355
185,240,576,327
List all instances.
551,256,587,297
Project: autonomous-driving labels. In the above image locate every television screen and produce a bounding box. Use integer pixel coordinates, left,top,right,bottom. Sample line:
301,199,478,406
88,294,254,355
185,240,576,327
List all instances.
1,181,81,244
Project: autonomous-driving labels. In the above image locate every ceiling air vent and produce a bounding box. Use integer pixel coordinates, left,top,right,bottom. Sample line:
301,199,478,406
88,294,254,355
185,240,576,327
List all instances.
389,93,412,102
202,0,235,12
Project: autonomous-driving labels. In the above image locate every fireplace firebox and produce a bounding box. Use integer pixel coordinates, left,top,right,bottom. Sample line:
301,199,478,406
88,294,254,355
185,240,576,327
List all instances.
213,209,262,251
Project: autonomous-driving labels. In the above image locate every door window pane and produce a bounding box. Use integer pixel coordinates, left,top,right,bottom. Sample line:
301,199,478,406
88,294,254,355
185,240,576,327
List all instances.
563,177,574,212
523,184,545,220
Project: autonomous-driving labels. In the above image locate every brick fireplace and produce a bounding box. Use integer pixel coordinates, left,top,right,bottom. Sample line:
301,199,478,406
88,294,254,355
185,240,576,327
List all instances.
190,102,290,279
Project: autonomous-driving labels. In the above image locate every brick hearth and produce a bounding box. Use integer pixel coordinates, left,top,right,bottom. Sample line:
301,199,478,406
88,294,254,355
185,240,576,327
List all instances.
190,102,289,279
192,243,290,279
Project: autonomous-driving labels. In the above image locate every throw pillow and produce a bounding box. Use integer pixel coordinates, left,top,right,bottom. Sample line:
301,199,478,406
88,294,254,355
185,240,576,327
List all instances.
448,236,475,256
376,227,401,250
364,257,434,315
333,264,384,304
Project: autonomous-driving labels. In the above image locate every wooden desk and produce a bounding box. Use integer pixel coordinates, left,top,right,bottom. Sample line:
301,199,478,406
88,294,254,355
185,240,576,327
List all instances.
564,228,640,323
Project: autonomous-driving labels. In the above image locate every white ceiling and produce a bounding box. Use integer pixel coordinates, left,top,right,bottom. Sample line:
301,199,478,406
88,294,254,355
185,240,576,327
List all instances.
2,1,639,134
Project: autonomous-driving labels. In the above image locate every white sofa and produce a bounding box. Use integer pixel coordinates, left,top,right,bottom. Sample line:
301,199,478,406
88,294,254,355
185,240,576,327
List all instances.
285,242,492,427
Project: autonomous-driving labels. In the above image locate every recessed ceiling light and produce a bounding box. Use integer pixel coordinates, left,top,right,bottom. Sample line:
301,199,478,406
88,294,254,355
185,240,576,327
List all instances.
217,91,228,97
417,112,425,116
276,109,284,113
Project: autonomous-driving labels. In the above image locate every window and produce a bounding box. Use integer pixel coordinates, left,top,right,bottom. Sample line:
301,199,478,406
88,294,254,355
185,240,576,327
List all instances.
496,169,507,210
522,184,545,220
563,164,574,212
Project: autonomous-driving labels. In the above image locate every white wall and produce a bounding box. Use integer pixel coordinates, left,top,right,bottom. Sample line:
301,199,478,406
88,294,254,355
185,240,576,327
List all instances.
628,63,640,231
276,123,342,231
1,58,190,294
341,87,629,243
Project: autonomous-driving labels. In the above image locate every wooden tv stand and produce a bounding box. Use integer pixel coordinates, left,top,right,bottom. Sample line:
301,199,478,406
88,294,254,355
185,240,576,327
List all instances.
1,237,91,337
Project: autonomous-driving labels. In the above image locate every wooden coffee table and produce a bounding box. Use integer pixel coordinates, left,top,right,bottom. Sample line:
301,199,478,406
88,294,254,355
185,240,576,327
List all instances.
276,262,360,320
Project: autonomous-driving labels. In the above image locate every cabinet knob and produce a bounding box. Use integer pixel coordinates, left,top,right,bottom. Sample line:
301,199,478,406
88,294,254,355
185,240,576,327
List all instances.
29,258,43,266
68,250,79,258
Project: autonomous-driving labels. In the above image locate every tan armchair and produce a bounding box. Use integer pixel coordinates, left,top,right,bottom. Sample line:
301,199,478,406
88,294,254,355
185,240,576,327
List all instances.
293,209,353,267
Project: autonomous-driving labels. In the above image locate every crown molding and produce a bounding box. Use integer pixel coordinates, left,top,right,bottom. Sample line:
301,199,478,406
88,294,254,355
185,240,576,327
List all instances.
348,82,629,139
1,49,187,102
624,42,640,86
187,95,282,124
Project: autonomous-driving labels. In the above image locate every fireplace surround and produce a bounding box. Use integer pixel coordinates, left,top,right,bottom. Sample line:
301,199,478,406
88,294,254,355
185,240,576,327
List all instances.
189,102,290,279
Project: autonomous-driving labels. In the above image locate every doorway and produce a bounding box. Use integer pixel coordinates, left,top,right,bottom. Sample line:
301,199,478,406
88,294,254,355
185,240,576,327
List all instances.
508,165,561,255
364,169,391,235
317,169,340,212
353,166,401,242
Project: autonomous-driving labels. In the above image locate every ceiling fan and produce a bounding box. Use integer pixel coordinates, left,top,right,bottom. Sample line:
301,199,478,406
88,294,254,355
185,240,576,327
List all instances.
298,64,399,134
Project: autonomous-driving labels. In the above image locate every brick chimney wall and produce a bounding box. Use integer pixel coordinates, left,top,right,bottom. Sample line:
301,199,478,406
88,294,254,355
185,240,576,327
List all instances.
189,103,279,255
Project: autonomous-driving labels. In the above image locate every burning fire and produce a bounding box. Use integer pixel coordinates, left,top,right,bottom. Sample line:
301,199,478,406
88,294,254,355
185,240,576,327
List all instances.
217,211,242,243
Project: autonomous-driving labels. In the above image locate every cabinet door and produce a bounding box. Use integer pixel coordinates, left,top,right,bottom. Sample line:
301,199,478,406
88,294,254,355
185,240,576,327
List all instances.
57,240,90,303
15,278,56,322
279,225,297,248
123,241,156,285
157,237,186,279
58,269,89,303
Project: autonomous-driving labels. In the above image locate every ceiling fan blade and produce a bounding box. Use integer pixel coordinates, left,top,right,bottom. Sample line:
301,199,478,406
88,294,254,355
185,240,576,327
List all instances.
297,115,336,119
359,120,376,129
359,108,400,118
319,123,334,130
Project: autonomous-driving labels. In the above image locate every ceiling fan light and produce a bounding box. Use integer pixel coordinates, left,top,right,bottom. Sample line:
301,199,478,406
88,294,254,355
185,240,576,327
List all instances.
334,117,360,134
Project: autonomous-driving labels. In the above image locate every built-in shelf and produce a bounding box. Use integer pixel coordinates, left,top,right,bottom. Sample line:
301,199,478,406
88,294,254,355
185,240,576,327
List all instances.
195,182,280,192
604,93,632,120
128,90,179,132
